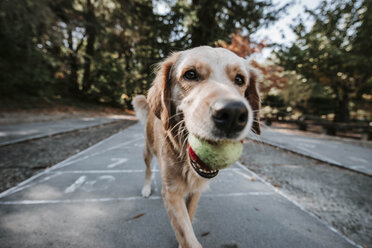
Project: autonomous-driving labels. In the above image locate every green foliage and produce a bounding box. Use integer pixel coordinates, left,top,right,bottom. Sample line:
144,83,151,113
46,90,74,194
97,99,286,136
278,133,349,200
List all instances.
277,0,372,122
278,71,336,117
170,0,288,47
0,0,59,97
0,0,286,108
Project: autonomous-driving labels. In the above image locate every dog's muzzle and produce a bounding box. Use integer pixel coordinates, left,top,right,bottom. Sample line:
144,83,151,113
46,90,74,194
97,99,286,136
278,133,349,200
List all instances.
210,99,248,137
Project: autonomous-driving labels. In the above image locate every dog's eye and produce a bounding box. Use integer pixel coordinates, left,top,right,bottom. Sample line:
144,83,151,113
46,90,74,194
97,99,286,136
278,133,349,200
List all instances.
234,74,245,86
183,70,198,81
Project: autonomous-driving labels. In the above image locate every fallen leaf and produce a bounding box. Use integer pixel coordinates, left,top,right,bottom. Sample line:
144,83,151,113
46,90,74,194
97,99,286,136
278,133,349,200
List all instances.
201,232,210,237
126,212,145,221
273,183,281,188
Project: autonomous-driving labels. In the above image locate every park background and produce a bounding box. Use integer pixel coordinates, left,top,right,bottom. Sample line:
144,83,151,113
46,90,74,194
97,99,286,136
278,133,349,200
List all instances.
0,1,372,247
0,0,371,137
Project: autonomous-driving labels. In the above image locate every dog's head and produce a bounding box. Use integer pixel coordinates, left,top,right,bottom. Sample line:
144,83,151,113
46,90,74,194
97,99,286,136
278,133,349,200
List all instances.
148,46,261,177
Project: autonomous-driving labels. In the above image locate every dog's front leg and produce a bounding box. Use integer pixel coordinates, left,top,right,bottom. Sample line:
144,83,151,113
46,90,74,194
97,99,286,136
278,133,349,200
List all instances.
162,190,202,248
186,192,200,222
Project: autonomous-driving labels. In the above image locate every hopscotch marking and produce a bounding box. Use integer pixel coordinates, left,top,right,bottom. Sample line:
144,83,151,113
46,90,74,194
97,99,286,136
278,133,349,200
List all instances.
54,137,143,170
107,158,128,168
64,176,87,193
81,175,116,192
64,175,116,194
0,125,143,199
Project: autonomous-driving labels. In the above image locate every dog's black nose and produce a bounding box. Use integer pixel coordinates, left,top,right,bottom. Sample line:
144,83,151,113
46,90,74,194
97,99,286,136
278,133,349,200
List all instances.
211,99,248,134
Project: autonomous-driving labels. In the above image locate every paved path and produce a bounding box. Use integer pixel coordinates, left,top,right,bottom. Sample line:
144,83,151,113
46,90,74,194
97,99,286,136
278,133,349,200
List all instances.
0,115,135,146
0,124,359,248
254,128,372,176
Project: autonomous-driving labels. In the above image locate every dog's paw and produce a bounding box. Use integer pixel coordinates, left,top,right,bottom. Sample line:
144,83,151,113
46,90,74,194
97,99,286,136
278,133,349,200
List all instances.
141,184,151,198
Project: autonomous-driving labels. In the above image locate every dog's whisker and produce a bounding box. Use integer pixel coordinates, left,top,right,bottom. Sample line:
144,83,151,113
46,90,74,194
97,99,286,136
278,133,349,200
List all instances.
174,123,186,141
168,111,184,120
161,119,187,155
179,125,187,141
248,128,265,145
169,120,185,134
179,130,189,159
164,120,185,140
176,124,187,153
253,119,267,125
252,120,269,130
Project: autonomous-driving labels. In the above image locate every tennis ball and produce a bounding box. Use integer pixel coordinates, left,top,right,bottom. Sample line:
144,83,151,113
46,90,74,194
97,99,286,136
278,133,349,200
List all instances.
188,133,243,170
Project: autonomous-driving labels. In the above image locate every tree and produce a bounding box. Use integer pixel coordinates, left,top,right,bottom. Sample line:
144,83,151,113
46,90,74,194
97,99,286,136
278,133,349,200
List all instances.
53,0,169,106
0,0,171,107
0,0,61,98
279,71,336,118
170,0,289,48
277,0,372,122
0,0,290,109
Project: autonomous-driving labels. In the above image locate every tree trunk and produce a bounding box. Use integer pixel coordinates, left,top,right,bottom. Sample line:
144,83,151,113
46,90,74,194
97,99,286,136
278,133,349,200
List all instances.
191,0,217,47
67,27,79,96
82,0,96,93
334,87,350,122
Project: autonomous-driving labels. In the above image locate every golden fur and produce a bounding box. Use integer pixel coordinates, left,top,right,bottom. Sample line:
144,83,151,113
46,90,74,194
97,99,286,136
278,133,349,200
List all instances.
132,46,261,248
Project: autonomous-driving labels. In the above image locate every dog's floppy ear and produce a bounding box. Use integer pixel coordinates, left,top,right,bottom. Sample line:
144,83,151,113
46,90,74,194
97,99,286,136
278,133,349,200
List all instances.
245,64,261,135
147,52,180,130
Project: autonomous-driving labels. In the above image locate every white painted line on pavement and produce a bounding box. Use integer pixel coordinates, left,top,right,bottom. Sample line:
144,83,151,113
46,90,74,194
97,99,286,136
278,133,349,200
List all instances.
0,172,63,199
53,125,142,169
80,175,116,193
0,133,142,199
0,192,273,205
0,196,161,205
64,176,87,193
348,156,368,164
258,138,342,166
54,136,144,170
46,169,160,174
204,192,273,197
2,169,159,198
0,169,160,199
107,158,128,168
235,161,363,248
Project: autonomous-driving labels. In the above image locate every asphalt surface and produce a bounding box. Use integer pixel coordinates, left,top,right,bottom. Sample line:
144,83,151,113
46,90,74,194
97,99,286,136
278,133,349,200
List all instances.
252,127,372,176
0,123,359,248
0,116,135,146
2,116,370,175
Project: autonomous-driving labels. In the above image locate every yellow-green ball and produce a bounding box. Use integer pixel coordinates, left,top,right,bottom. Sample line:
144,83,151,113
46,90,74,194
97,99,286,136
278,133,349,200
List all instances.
188,134,243,170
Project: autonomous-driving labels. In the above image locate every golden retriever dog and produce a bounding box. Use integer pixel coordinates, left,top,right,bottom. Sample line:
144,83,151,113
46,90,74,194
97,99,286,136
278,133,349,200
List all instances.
132,46,261,248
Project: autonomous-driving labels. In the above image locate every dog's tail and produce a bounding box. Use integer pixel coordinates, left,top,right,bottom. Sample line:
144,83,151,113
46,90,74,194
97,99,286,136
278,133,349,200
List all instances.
132,95,149,124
